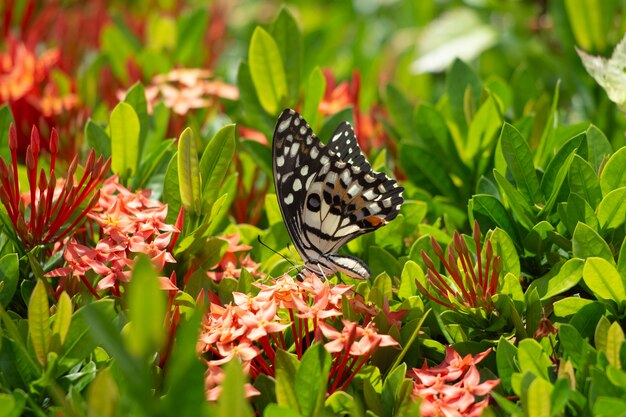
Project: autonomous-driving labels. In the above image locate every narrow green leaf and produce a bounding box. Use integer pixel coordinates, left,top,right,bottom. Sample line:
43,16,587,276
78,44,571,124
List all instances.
163,152,182,224
583,257,626,303
0,253,18,307
597,187,626,230
399,261,420,300
50,291,72,354
499,123,542,205
469,194,519,245
126,256,166,357
270,7,302,102
595,315,612,353
177,127,201,215
386,84,415,141
400,143,459,200
87,368,119,417
605,322,625,368
199,124,236,212
565,0,611,51
446,59,481,133
600,147,626,195
493,169,536,230
110,102,140,179
248,27,287,115
586,124,612,172
236,62,274,136
490,228,521,278
275,349,300,411
572,222,613,262
496,337,519,392
540,150,577,216
302,67,326,127
175,9,209,66
217,362,254,417
28,280,50,366
569,154,602,208
565,193,599,232
0,105,14,161
295,344,331,417
466,95,501,162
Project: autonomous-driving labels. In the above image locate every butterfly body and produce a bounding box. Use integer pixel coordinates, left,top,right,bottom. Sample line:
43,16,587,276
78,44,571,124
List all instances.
272,109,403,280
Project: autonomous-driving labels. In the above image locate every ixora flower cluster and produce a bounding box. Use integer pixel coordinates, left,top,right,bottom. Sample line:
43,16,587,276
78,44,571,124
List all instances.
46,175,179,297
197,272,399,400
409,347,500,417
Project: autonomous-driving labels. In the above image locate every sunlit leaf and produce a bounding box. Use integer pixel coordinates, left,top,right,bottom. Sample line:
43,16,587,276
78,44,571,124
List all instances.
249,27,287,115
110,102,140,180
28,280,50,366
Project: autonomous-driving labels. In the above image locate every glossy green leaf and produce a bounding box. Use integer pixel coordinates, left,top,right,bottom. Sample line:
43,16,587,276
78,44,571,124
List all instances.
493,169,536,230
270,7,302,102
0,105,14,161
601,147,626,195
295,344,331,417
399,261,420,300
517,339,552,380
469,194,519,245
499,123,542,205
496,337,519,392
569,155,602,208
199,124,236,212
0,254,18,307
540,150,577,215
28,280,50,366
524,377,552,417
572,222,613,262
539,258,584,301
595,315,612,353
85,119,111,159
583,257,626,303
110,102,140,179
445,59,482,133
126,256,166,357
553,297,594,318
490,228,521,278
565,193,599,232
163,152,182,224
399,143,459,200
248,27,287,115
275,349,300,410
466,95,501,162
237,62,274,136
217,362,254,417
597,187,626,230
263,404,304,417
177,127,201,215
50,291,72,354
593,398,626,417
123,82,149,153
605,322,625,368
586,124,612,172
87,368,118,417
302,67,325,127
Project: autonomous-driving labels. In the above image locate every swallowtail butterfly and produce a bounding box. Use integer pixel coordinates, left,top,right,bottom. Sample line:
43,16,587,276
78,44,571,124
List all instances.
272,109,404,280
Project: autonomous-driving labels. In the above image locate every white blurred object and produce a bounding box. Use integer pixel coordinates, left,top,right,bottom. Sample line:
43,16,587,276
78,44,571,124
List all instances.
411,8,497,74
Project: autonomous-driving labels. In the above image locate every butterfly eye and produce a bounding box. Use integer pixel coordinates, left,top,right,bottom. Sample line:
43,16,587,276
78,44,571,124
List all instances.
306,193,321,212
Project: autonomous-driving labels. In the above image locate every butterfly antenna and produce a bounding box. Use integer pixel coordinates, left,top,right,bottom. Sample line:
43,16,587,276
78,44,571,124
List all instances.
257,235,296,266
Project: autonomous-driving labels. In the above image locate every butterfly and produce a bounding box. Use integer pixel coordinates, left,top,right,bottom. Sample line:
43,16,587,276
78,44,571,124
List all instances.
272,109,404,280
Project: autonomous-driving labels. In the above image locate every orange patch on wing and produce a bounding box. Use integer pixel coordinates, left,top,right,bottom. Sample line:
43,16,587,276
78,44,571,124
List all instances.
364,216,386,227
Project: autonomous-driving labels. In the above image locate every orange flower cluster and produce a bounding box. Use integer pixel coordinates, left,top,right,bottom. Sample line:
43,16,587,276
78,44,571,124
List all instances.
409,347,500,417
198,272,398,400
46,176,179,297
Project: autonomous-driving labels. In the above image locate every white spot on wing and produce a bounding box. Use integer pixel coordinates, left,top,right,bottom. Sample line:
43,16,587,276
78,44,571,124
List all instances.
276,155,285,167
278,117,292,133
284,193,294,205
299,126,307,135
290,142,300,157
310,147,319,159
347,183,362,197
293,178,302,191
362,189,376,200
300,165,309,176
305,174,315,189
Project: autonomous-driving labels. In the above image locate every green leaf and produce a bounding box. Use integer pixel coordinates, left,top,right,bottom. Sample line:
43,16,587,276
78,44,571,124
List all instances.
572,222,613,262
275,349,300,410
583,257,626,303
593,398,626,417
517,339,552,380
595,315,612,353
399,261,420,300
177,128,201,215
85,119,111,159
566,0,614,52
237,62,274,136
569,154,602,208
539,258,584,301
110,102,140,180
469,194,519,245
126,256,166,357
123,82,149,153
270,7,302,102
295,344,331,417
263,404,304,417
540,149,577,216
597,187,626,230
399,143,459,200
28,280,50,366
499,123,542,205
175,9,209,66
217,362,254,417
490,228,521,278
87,368,119,417
605,322,625,368
50,291,72,354
601,147,626,195
199,124,236,212
586,124,612,172
445,59,482,133
248,27,287,115
386,84,416,141
496,337,519,392
0,105,14,162
553,297,594,318
565,193,599,232
466,95,502,162
56,299,116,376
302,67,325,127
524,377,552,417
0,254,18,307
493,169,536,230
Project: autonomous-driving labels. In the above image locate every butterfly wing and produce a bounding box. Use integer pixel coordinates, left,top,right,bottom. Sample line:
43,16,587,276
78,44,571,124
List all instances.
273,109,404,280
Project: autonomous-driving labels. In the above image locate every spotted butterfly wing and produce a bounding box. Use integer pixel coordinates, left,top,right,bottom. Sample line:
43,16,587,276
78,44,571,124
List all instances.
272,109,403,279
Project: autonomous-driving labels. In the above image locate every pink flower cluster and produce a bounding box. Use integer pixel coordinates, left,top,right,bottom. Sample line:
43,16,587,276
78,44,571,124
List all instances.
409,347,499,417
46,176,179,296
198,272,399,400
206,233,263,282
